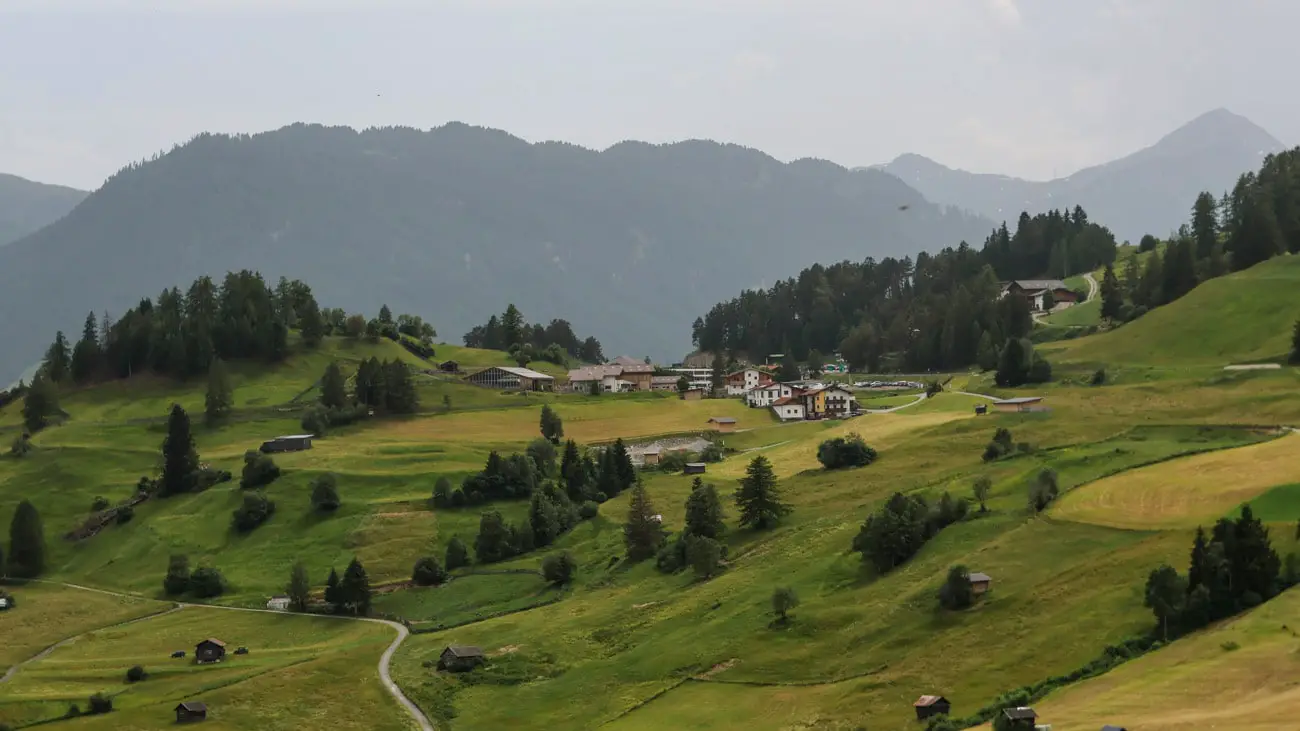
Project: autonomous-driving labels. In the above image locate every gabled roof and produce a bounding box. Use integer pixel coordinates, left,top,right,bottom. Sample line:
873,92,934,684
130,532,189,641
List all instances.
994,396,1043,405
771,397,801,407
199,638,226,647
610,355,645,366
488,366,554,380
176,702,207,712
1002,707,1037,721
443,644,485,658
913,695,948,707
968,572,992,583
1005,279,1067,291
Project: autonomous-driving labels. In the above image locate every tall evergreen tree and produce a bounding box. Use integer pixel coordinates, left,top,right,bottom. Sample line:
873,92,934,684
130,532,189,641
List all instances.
709,351,726,394
338,557,372,616
623,479,665,561
298,298,325,347
1231,188,1284,271
320,361,348,410
684,478,725,539
1138,247,1164,307
734,455,790,530
7,500,46,578
539,404,564,444
1099,263,1123,321
1161,237,1199,302
287,561,311,612
500,304,524,348
324,566,341,608
21,372,59,433
560,440,586,501
610,439,636,494
159,405,199,497
43,331,71,383
204,358,234,426
777,353,801,383
1191,191,1220,260
70,312,102,383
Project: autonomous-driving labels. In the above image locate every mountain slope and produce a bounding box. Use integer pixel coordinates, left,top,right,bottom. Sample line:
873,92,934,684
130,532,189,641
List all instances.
0,123,993,382
881,109,1285,241
0,172,86,246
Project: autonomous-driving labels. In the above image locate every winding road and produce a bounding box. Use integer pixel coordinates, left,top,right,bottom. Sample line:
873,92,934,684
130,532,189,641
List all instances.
9,581,435,731
1083,271,1099,301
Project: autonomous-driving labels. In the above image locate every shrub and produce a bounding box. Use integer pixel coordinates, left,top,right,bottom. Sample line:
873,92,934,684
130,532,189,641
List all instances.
982,428,1015,462
1090,368,1107,386
450,488,467,507
231,492,276,533
125,665,147,683
938,565,974,610
411,556,448,586
771,586,799,624
685,534,723,579
301,404,330,437
240,450,281,489
579,500,599,520
9,433,32,458
91,496,110,512
115,505,135,525
445,536,471,570
1027,469,1060,512
925,380,944,397
657,451,689,473
699,442,725,463
432,476,453,508
816,433,877,470
86,693,112,714
189,566,226,598
541,551,577,585
64,705,80,718
310,473,341,513
193,467,233,491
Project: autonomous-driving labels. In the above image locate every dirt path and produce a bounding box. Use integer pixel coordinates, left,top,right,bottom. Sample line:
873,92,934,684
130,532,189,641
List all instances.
1084,271,1099,301
864,392,928,413
22,581,434,731
0,604,184,685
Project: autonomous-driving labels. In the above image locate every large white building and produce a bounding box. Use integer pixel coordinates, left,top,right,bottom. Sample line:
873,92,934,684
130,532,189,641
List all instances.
670,367,714,394
746,382,799,408
725,368,773,396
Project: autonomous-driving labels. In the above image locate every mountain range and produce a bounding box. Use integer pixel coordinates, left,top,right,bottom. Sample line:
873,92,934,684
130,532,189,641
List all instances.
0,124,991,382
878,108,1285,242
0,173,86,247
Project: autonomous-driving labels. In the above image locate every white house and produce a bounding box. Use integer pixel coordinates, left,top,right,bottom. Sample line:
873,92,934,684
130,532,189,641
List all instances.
771,397,806,421
266,595,291,611
746,383,799,408
724,369,773,396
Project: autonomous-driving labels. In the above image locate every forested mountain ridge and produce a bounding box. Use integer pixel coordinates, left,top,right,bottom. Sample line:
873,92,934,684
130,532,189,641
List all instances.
0,122,994,382
880,108,1285,242
0,172,86,247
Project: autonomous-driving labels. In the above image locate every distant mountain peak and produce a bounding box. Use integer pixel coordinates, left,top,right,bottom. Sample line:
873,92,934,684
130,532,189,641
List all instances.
1156,107,1283,151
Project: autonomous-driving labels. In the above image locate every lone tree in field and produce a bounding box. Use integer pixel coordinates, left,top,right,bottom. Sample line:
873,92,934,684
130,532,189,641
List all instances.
937,565,974,610
338,557,372,616
972,476,992,513
539,404,564,444
287,561,311,612
159,405,199,497
310,474,341,513
1100,263,1123,321
541,551,577,586
7,499,46,578
771,587,799,625
320,361,348,410
735,456,790,530
21,372,59,433
624,480,665,561
411,556,448,586
204,358,234,426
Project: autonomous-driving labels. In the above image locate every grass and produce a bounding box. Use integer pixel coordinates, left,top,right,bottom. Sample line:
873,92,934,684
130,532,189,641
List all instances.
1053,431,1300,530
1043,296,1101,327
1231,482,1300,522
0,585,166,674
373,572,556,627
0,601,411,731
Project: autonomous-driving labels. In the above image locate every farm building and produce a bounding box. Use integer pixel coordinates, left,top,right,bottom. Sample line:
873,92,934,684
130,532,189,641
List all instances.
195,639,227,664
707,417,737,432
999,279,1079,311
641,446,663,466
650,375,680,392
259,434,313,453
975,403,988,415
1100,726,1128,731
266,595,291,611
681,388,705,401
992,396,1045,413
1001,707,1038,728
437,360,459,373
913,695,951,721
684,463,706,475
437,645,486,672
464,366,555,392
969,572,992,595
174,702,208,723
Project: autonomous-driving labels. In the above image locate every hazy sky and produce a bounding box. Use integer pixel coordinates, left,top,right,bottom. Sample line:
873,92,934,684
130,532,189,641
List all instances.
1,0,1294,190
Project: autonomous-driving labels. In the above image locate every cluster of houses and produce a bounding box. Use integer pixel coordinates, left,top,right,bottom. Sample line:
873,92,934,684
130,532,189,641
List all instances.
724,368,860,422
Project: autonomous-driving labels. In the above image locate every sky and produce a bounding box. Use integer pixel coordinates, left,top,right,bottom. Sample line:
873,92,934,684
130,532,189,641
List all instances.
0,0,1295,190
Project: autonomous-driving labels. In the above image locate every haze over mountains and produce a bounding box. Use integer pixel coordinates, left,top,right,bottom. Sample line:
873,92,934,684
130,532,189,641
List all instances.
0,123,991,382
0,173,86,247
879,108,1286,243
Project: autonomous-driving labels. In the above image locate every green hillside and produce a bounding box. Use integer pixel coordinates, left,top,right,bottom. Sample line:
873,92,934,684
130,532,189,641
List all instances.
4,322,1300,730
1045,254,1300,365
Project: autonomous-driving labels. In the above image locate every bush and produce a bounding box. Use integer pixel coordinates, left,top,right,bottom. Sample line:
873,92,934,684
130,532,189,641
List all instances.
115,505,135,525
64,705,80,718
189,566,226,598
541,552,577,585
432,476,453,508
240,450,281,489
310,473,341,512
411,556,449,586
301,404,330,437
86,693,112,715
125,665,147,683
231,491,276,533
193,467,233,491
771,586,799,624
938,565,974,610
578,500,599,520
445,536,471,570
1090,368,1107,386
657,451,689,473
1027,469,1060,512
450,488,467,507
925,380,944,397
699,442,724,463
91,496,110,512
816,432,877,470
982,428,1015,462
8,433,32,458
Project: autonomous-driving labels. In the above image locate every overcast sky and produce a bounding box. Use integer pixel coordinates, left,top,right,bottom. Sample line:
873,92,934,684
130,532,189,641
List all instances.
1,0,1294,190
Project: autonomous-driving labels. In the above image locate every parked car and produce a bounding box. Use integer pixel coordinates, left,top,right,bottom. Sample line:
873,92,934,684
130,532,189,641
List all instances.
234,647,249,655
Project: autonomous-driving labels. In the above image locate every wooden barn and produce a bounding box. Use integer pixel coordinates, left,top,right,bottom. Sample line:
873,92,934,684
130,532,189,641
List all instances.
259,434,313,453
1002,707,1038,728
437,645,486,672
969,572,992,595
194,638,226,664
913,695,951,721
707,417,737,433
680,388,705,401
684,463,706,475
437,360,460,373
174,701,207,723
992,396,1045,413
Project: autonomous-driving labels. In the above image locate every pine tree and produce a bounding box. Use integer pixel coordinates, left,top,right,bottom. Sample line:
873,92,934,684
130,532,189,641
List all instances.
7,500,46,578
1231,188,1284,271
734,455,790,530
624,480,664,561
1139,247,1164,307
611,438,636,493
298,298,325,347
1191,191,1220,260
560,440,586,501
204,358,234,426
684,478,725,539
324,567,341,608
320,361,348,410
1123,254,1141,303
777,353,801,383
539,404,563,444
994,338,1028,388
500,304,524,348
339,557,372,616
22,372,59,433
709,351,726,394
43,331,71,383
70,312,102,383
159,405,199,497
1099,263,1123,321
287,561,311,612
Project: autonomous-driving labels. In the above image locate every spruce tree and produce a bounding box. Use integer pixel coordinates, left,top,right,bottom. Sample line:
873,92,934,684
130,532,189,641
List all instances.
43,331,71,383
298,299,325,347
1099,263,1123,321
994,338,1028,388
7,500,46,578
324,566,341,608
320,361,348,410
623,479,665,561
709,351,727,393
159,405,199,497
734,455,790,530
611,438,636,492
204,358,234,426
539,404,564,444
70,312,102,383
339,557,371,616
684,478,725,539
287,561,311,612
1191,191,1220,260
22,372,59,433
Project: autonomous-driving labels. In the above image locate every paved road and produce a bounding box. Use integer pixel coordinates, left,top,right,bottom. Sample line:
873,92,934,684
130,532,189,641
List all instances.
864,392,928,413
20,581,435,731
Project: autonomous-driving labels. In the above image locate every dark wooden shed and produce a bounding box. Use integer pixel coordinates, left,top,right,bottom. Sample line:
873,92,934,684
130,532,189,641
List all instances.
437,645,486,672
1002,706,1038,728
175,701,207,723
913,695,951,721
194,638,226,664
438,360,459,373
259,434,314,453
1100,726,1128,731
683,463,706,475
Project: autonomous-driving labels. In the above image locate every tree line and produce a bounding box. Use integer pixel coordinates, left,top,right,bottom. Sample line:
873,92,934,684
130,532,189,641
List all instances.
463,303,604,365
